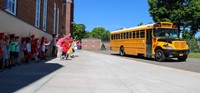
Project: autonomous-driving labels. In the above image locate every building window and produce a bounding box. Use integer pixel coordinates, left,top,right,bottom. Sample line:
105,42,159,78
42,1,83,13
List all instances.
62,4,65,16
56,8,60,34
42,0,48,31
53,3,57,34
5,0,17,15
35,0,41,28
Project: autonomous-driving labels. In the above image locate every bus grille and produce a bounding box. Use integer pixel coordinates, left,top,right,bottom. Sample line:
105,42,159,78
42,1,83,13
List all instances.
174,41,187,49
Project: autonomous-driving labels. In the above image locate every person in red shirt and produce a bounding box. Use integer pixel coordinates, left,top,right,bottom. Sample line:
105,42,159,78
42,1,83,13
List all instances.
61,41,69,60
0,33,4,71
77,41,82,50
34,38,40,62
30,34,35,60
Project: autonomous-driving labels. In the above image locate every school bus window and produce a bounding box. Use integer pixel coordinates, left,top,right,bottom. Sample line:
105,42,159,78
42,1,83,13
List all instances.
111,35,113,40
126,32,129,39
117,34,118,39
126,33,128,39
140,30,145,38
133,31,135,38
117,34,120,39
136,31,139,38
121,33,124,39
129,32,132,38
123,33,126,39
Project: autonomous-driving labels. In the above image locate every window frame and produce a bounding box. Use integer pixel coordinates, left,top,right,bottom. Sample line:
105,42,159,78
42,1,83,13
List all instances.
35,0,41,28
53,3,57,34
42,0,48,31
5,0,17,15
56,8,60,34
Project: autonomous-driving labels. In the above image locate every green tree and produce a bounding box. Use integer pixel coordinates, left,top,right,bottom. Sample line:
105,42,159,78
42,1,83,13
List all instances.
73,23,87,41
138,22,144,26
90,27,110,41
148,0,200,38
182,29,190,40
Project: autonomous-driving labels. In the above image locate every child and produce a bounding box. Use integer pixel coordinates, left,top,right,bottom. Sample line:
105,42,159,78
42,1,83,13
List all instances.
31,35,35,60
40,37,50,60
0,33,4,71
61,41,69,60
21,37,27,63
25,38,31,63
2,35,9,69
14,36,20,65
34,38,40,62
9,34,16,66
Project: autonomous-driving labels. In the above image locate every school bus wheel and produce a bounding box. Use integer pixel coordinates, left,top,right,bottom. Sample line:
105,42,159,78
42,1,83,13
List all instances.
177,55,187,61
120,47,125,56
155,49,166,62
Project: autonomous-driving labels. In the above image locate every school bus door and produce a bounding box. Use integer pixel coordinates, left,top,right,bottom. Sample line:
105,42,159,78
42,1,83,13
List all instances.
146,29,152,58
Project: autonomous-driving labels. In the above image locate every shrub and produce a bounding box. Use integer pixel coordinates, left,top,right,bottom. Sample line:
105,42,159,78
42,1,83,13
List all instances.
101,44,106,50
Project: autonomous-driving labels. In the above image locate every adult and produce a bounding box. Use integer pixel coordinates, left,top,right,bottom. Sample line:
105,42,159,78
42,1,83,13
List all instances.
56,33,71,58
51,34,57,57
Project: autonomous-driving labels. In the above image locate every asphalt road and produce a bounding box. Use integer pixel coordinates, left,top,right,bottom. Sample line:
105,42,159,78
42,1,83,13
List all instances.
92,50,200,73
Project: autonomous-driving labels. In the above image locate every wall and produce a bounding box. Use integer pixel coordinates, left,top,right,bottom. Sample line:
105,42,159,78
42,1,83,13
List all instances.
0,0,65,35
82,38,102,50
0,10,52,40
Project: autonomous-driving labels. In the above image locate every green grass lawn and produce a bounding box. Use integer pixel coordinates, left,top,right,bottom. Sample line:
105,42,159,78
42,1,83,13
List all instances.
188,53,200,58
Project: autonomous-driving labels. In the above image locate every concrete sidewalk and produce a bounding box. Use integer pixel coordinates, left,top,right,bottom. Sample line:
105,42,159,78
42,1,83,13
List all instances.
1,50,200,93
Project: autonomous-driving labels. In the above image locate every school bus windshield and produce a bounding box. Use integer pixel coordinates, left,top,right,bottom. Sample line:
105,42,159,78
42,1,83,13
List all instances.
154,28,178,38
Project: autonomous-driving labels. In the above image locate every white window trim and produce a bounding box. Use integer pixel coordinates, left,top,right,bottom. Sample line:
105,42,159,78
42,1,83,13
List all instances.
35,0,41,28
42,0,48,31
5,0,17,15
56,8,59,34
53,3,57,34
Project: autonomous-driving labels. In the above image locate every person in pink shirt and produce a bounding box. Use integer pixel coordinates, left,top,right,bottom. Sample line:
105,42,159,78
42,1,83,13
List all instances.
56,33,71,58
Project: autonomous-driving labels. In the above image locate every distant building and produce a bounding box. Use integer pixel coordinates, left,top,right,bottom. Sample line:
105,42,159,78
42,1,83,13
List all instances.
82,38,102,50
0,0,74,40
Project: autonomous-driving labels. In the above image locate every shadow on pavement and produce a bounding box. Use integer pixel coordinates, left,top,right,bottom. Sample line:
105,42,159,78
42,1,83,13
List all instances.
0,57,63,93
110,53,184,63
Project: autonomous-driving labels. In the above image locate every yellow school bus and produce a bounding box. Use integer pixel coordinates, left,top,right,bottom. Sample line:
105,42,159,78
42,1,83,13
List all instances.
110,22,190,61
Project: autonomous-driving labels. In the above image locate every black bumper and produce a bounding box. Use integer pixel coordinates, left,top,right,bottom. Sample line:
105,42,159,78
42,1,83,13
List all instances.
163,50,189,58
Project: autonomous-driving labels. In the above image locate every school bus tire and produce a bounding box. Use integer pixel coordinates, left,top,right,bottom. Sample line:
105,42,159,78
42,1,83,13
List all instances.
120,47,125,56
177,55,187,61
155,49,165,62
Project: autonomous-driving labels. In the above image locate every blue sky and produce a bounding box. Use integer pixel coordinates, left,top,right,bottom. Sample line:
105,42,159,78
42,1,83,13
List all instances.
74,0,200,37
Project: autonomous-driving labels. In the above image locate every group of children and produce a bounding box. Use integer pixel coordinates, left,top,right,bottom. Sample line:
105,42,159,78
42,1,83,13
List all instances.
60,36,76,60
0,33,50,71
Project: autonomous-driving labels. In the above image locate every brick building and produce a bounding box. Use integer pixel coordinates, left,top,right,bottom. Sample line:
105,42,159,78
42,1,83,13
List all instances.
82,38,102,50
0,0,74,40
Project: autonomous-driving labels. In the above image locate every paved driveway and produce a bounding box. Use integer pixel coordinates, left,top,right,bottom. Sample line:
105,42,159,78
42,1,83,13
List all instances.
1,50,200,93
93,50,200,73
